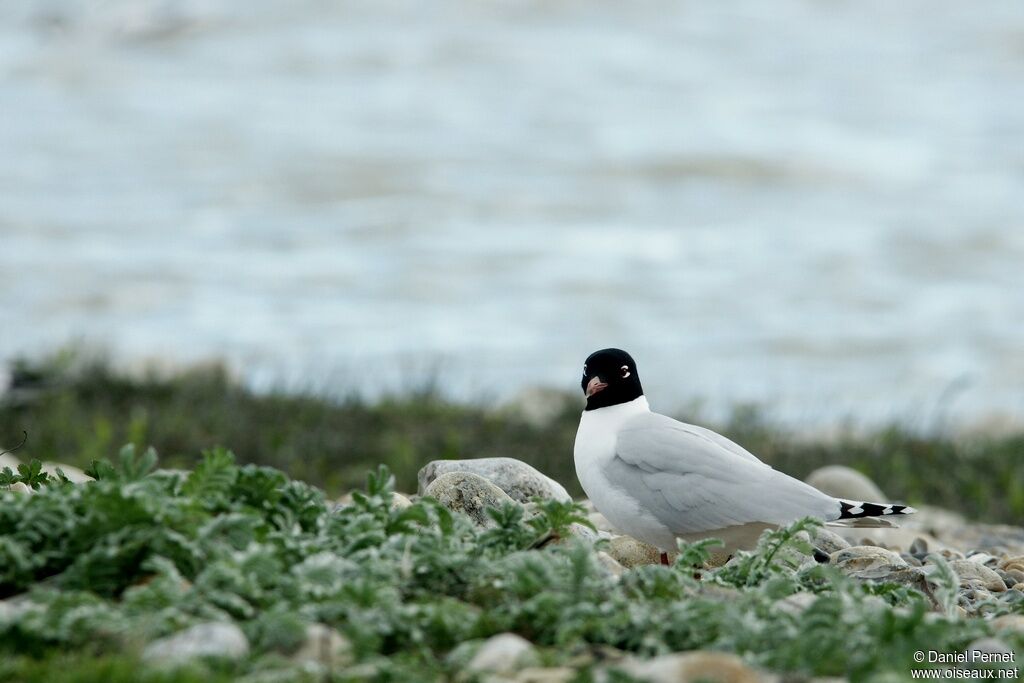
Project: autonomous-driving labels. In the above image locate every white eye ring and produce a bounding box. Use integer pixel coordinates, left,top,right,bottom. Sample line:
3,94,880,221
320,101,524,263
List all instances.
621,365,630,378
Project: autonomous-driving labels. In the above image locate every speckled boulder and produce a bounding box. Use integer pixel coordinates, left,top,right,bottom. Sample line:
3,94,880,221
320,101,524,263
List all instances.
423,472,517,527
831,546,908,573
418,458,571,504
606,535,664,568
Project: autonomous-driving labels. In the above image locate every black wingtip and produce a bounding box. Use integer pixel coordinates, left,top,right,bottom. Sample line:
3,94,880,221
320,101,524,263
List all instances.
838,500,916,519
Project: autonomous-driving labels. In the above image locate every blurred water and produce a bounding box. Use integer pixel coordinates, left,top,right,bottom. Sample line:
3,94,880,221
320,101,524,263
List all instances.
2,0,1024,428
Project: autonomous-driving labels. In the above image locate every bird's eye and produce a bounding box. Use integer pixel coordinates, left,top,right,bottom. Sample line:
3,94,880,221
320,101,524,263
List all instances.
582,364,587,375
621,365,631,378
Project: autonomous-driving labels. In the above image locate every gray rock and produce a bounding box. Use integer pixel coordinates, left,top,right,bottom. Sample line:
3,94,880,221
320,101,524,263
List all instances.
7,482,31,495
848,566,929,589
1003,568,1024,585
423,472,517,527
900,554,923,567
964,638,1015,670
805,465,886,502
0,597,41,623
831,546,908,574
508,667,576,683
990,614,1024,635
966,552,998,567
333,491,413,511
773,591,817,616
466,633,538,674
588,511,618,534
995,569,1016,589
999,556,1024,573
811,528,851,555
389,492,413,511
830,528,947,554
143,622,249,663
418,458,571,504
949,559,1007,592
290,623,352,666
42,462,94,483
615,651,762,683
596,551,625,578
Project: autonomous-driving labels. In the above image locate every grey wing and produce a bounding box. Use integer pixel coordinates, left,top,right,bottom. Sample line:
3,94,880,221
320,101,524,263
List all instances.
608,412,840,536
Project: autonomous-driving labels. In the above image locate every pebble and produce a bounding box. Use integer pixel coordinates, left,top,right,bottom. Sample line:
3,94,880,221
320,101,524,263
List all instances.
948,559,1007,592
7,482,31,495
615,651,762,683
964,638,1015,669
900,554,923,567
773,592,817,616
966,552,998,567
833,529,947,555
290,623,352,666
507,667,576,683
423,472,517,527
995,569,1017,589
805,466,887,502
588,511,618,534
990,614,1024,634
606,535,664,568
389,492,413,511
596,551,626,578
0,598,40,623
41,462,94,483
466,633,538,674
999,556,1024,573
831,546,908,573
1003,568,1024,584
418,458,571,504
810,528,850,555
142,622,250,663
849,566,929,588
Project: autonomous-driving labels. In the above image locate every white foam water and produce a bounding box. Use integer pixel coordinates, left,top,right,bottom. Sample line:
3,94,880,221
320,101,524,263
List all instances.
2,1,1023,428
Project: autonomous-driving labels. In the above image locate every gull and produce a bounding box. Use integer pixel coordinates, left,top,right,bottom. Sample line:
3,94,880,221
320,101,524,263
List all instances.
573,348,915,564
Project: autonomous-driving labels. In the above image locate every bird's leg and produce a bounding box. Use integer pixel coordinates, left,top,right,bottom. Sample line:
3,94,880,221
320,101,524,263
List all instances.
659,552,670,566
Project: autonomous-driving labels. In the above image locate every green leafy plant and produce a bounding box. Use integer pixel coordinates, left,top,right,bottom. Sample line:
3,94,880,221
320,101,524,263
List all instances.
0,446,1018,683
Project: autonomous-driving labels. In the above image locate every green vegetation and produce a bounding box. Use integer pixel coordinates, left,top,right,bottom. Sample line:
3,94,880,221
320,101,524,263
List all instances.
2,448,1019,682
3,354,1024,522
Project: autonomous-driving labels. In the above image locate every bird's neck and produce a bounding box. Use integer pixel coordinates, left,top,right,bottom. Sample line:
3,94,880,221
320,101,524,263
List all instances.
580,395,650,424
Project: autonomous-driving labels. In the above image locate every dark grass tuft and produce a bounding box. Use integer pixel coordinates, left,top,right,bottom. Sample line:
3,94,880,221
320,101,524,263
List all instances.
2,353,1023,522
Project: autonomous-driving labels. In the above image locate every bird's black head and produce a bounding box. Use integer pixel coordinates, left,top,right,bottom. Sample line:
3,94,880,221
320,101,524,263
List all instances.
580,348,644,411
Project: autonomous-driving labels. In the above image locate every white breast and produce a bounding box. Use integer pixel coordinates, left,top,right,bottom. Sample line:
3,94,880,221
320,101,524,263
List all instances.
573,396,678,550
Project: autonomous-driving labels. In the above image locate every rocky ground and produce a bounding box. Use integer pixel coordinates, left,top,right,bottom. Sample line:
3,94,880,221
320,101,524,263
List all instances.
2,450,1023,682
412,457,1024,680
